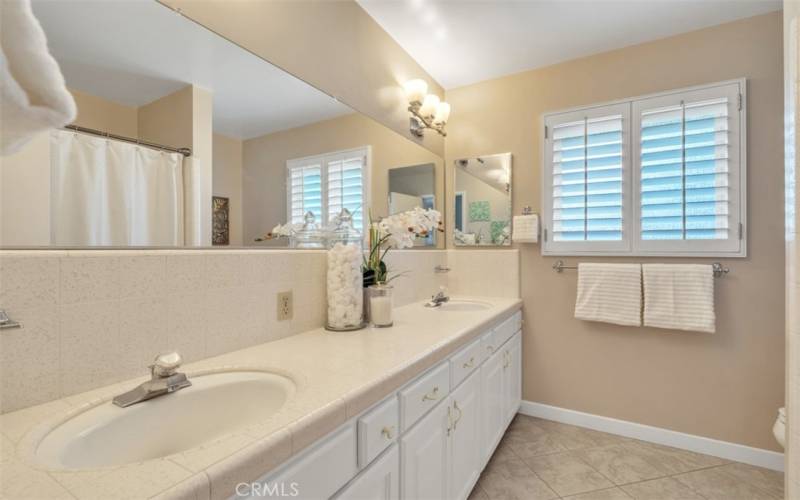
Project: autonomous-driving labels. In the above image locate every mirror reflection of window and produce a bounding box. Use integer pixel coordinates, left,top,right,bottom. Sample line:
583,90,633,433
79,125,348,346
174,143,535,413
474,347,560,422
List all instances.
287,148,370,235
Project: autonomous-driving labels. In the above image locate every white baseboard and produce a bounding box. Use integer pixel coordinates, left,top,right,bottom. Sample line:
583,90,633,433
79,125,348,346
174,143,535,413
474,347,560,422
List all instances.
518,400,784,472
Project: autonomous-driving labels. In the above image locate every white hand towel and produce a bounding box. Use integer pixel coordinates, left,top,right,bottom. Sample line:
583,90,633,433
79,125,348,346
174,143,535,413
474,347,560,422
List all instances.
0,0,76,156
575,263,642,327
642,264,715,333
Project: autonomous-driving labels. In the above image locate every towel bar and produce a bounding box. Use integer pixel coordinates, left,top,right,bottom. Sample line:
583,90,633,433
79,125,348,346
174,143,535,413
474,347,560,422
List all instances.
552,260,730,278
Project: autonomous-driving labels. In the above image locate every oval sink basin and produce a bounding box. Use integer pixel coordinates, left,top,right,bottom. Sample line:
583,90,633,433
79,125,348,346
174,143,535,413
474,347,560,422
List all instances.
36,371,295,469
436,299,492,311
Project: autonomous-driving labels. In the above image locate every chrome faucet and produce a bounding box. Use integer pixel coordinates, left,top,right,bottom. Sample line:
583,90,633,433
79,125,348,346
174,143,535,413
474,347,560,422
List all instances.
113,352,191,408
425,287,450,308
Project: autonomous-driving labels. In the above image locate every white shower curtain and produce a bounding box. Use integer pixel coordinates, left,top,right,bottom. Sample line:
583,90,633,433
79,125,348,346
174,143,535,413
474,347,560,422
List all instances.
50,129,184,246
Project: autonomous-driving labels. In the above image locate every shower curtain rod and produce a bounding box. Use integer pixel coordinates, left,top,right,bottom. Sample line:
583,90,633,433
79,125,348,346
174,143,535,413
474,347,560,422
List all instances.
63,124,192,157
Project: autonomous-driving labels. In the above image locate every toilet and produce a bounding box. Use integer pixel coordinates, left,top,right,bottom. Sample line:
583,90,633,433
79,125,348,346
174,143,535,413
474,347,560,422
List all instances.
773,407,786,449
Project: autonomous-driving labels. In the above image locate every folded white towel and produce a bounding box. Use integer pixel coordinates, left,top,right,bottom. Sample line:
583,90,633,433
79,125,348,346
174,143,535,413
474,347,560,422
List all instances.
643,264,715,333
0,0,76,156
575,263,642,327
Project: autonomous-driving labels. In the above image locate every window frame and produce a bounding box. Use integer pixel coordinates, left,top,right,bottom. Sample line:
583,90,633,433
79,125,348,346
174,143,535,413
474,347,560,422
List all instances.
285,146,372,235
541,78,747,258
542,102,632,255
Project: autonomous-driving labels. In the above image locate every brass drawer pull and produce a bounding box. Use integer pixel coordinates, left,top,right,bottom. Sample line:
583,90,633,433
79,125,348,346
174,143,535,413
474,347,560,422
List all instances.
462,357,475,369
381,426,395,440
422,386,440,402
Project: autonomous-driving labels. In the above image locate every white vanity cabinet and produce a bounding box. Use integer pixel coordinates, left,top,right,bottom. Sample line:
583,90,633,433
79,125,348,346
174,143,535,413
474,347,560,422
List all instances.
399,397,451,500
245,309,522,500
448,369,482,500
503,333,522,424
334,445,399,500
480,343,506,464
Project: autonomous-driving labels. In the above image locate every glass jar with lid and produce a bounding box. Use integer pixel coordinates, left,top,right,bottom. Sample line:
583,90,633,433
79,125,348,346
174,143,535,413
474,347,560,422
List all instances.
291,211,324,249
325,209,366,331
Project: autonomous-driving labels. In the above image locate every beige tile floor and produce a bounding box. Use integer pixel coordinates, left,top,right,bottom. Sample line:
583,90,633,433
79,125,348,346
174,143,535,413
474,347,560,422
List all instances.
469,415,784,500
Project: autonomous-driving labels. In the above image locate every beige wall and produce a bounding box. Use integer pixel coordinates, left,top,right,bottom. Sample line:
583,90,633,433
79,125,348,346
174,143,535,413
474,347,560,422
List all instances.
242,112,444,247
446,12,785,451
159,0,445,158
0,133,51,246
138,86,194,149
70,88,138,137
784,0,798,492
213,133,243,246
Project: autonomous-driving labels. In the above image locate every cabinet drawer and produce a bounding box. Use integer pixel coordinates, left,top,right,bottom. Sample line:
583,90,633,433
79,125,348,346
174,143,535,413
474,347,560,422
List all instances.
480,330,496,363
450,337,481,389
358,396,399,468
256,422,356,499
494,311,522,347
399,362,450,432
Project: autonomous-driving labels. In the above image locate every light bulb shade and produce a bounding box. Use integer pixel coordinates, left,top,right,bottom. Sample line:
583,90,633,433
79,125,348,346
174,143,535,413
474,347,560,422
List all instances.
419,94,440,118
404,79,428,104
434,102,451,124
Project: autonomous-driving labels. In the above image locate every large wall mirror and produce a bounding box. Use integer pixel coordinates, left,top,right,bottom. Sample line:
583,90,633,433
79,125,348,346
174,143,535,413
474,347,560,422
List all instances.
453,153,512,246
0,0,444,249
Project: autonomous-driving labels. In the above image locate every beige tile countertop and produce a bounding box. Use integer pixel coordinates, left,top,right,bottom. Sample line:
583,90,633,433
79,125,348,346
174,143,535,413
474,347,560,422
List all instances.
0,296,522,500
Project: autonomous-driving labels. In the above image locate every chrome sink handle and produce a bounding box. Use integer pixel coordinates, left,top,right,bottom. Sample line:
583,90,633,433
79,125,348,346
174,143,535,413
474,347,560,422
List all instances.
151,352,183,377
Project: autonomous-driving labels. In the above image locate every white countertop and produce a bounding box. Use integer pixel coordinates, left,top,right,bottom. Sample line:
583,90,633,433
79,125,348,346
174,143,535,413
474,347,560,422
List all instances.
0,296,522,500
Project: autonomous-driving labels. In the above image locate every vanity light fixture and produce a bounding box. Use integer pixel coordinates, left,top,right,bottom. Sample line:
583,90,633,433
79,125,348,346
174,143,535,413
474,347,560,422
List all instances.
404,79,450,137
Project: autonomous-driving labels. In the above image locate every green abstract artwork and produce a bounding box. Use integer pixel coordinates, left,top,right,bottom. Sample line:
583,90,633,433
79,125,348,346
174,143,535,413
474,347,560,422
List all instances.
490,220,509,244
469,201,490,222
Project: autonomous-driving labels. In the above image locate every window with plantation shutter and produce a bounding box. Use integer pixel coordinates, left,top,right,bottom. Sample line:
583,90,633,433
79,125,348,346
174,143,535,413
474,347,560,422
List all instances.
633,82,743,255
543,102,631,254
286,147,370,233
326,152,366,231
288,162,323,225
542,79,746,257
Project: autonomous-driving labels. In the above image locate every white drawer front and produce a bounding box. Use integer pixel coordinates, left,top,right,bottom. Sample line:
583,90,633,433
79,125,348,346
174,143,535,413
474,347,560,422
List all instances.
480,330,497,363
494,311,522,347
450,337,482,389
256,423,356,500
399,362,450,432
358,396,399,468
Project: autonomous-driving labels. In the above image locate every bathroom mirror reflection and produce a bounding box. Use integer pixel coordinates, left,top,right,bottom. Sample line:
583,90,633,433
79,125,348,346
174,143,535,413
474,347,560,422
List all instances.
388,163,436,247
0,0,444,249
453,153,512,246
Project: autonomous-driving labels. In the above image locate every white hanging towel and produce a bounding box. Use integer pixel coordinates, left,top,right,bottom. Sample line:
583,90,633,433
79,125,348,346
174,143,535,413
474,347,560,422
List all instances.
0,0,76,156
642,264,715,333
575,263,642,327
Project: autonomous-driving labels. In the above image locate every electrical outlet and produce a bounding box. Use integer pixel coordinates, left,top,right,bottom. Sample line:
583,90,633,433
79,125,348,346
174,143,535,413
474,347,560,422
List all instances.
277,291,293,321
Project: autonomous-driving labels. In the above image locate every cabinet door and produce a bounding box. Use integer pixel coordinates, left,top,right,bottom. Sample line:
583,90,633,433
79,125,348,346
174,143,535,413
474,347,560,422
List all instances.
503,332,522,424
449,370,481,500
400,400,450,500
334,445,399,500
481,347,505,464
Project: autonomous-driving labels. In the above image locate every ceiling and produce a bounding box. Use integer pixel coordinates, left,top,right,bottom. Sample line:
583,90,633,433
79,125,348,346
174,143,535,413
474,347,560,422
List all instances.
358,0,782,89
31,0,352,140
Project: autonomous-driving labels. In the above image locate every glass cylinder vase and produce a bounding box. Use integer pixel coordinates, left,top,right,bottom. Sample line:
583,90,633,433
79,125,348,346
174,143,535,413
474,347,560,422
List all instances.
325,209,365,331
368,283,394,328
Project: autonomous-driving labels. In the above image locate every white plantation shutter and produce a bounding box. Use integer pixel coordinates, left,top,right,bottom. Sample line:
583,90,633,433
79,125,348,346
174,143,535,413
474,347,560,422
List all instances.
326,153,366,230
286,147,370,233
543,79,745,257
544,102,630,254
288,162,322,224
633,81,743,255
